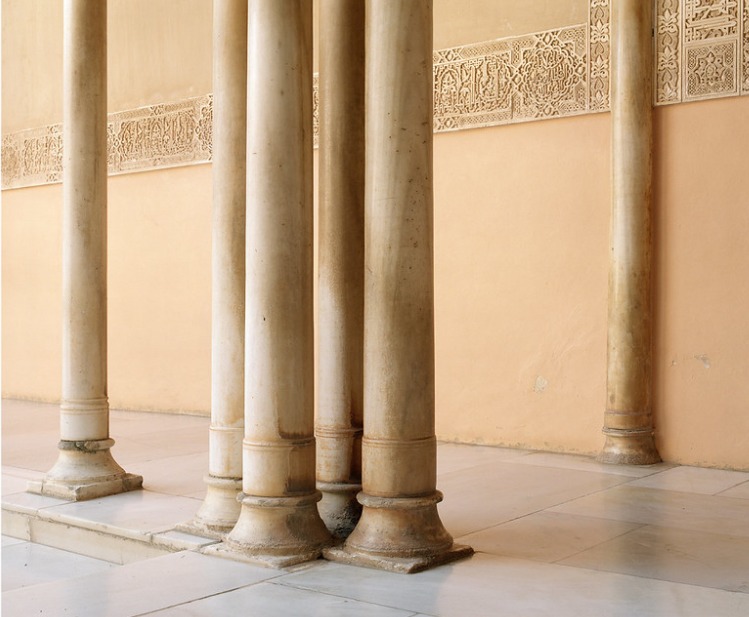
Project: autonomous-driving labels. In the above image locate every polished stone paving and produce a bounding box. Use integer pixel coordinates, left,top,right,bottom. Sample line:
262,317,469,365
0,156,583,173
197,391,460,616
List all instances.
2,399,749,616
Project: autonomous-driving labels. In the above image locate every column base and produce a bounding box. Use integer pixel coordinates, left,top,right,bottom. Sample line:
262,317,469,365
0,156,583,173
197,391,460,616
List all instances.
317,480,362,539
177,475,243,539
598,427,661,465
214,491,331,568
325,491,473,573
28,439,143,501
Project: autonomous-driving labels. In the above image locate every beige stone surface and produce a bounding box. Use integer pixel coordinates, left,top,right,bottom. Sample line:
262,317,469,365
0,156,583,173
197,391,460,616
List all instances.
1,0,212,133
316,0,365,539
188,0,247,536
332,0,468,570
433,0,586,50
223,0,330,564
600,0,659,464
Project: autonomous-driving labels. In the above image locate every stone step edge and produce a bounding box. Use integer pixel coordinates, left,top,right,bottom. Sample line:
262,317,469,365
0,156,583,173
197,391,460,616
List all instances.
1,498,219,565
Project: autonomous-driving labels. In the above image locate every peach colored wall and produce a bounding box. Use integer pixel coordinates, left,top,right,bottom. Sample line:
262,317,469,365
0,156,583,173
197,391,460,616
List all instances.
2,183,63,401
2,0,748,469
2,165,212,413
1,0,212,132
653,97,749,470
434,114,610,455
434,0,586,49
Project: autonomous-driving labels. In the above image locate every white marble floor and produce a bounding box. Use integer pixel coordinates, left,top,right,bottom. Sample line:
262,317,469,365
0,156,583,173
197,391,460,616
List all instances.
2,399,749,616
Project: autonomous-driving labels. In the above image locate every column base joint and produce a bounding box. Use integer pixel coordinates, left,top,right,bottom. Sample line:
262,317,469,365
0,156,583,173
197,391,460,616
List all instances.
598,426,661,465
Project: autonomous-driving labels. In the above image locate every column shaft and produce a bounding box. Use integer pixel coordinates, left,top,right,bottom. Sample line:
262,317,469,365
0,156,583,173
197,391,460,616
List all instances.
30,0,141,500
316,0,365,539
325,0,472,573
220,0,331,567
599,0,661,465
187,0,247,536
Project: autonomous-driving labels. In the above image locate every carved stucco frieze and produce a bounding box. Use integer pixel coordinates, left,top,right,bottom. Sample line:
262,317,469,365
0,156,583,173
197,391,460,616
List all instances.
589,0,611,111
656,0,748,104
432,25,588,132
4,0,748,190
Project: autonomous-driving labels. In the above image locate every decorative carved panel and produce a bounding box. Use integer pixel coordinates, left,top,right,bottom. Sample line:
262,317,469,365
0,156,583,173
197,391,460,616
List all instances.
656,0,682,103
656,0,748,104
743,1,749,91
433,26,588,132
589,0,611,110
4,0,748,190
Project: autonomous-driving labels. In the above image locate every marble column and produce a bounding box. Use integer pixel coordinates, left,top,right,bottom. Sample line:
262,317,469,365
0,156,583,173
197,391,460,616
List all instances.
325,0,472,573
316,0,365,540
217,0,331,567
599,0,661,465
185,0,247,536
29,0,142,501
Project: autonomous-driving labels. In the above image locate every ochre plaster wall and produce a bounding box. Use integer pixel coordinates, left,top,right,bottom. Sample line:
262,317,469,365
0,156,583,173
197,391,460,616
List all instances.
433,114,610,455
1,0,212,132
2,165,212,413
2,183,63,402
2,0,748,469
434,0,586,49
653,97,749,470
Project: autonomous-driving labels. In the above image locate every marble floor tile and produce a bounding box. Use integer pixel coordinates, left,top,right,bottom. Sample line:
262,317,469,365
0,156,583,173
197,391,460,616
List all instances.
560,525,749,593
515,450,674,478
629,466,749,495
1,551,281,617
278,553,749,617
436,443,531,475
111,409,209,436
2,540,117,592
1,536,26,547
1,434,59,472
720,480,749,499
2,474,33,497
3,490,72,512
126,451,207,497
437,460,629,537
146,580,418,617
551,485,749,537
457,511,642,563
48,489,201,534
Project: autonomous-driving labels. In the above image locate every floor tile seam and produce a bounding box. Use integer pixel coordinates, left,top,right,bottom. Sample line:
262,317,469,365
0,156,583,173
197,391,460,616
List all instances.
8,502,191,547
508,458,672,479
614,484,749,510
715,479,749,497
454,504,555,540
547,504,749,540
549,558,749,595
122,577,291,617
548,522,649,564
269,577,432,614
453,495,639,541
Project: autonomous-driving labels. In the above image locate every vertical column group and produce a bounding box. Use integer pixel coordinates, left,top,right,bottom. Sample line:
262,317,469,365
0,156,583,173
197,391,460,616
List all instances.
218,0,331,567
207,0,469,572
30,0,141,501
323,0,471,572
316,0,366,539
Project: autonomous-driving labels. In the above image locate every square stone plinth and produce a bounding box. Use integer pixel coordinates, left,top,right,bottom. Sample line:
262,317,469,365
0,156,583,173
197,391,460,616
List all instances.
202,541,325,570
323,543,474,574
27,474,143,501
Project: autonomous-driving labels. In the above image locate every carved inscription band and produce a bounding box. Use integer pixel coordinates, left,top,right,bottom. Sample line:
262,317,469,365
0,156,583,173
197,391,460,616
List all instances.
3,0,747,190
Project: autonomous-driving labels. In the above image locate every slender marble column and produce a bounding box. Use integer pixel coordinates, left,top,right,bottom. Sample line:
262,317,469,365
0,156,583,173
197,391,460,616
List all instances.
186,0,247,536
29,0,142,501
217,0,331,567
599,0,661,465
325,0,472,573
316,0,365,540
